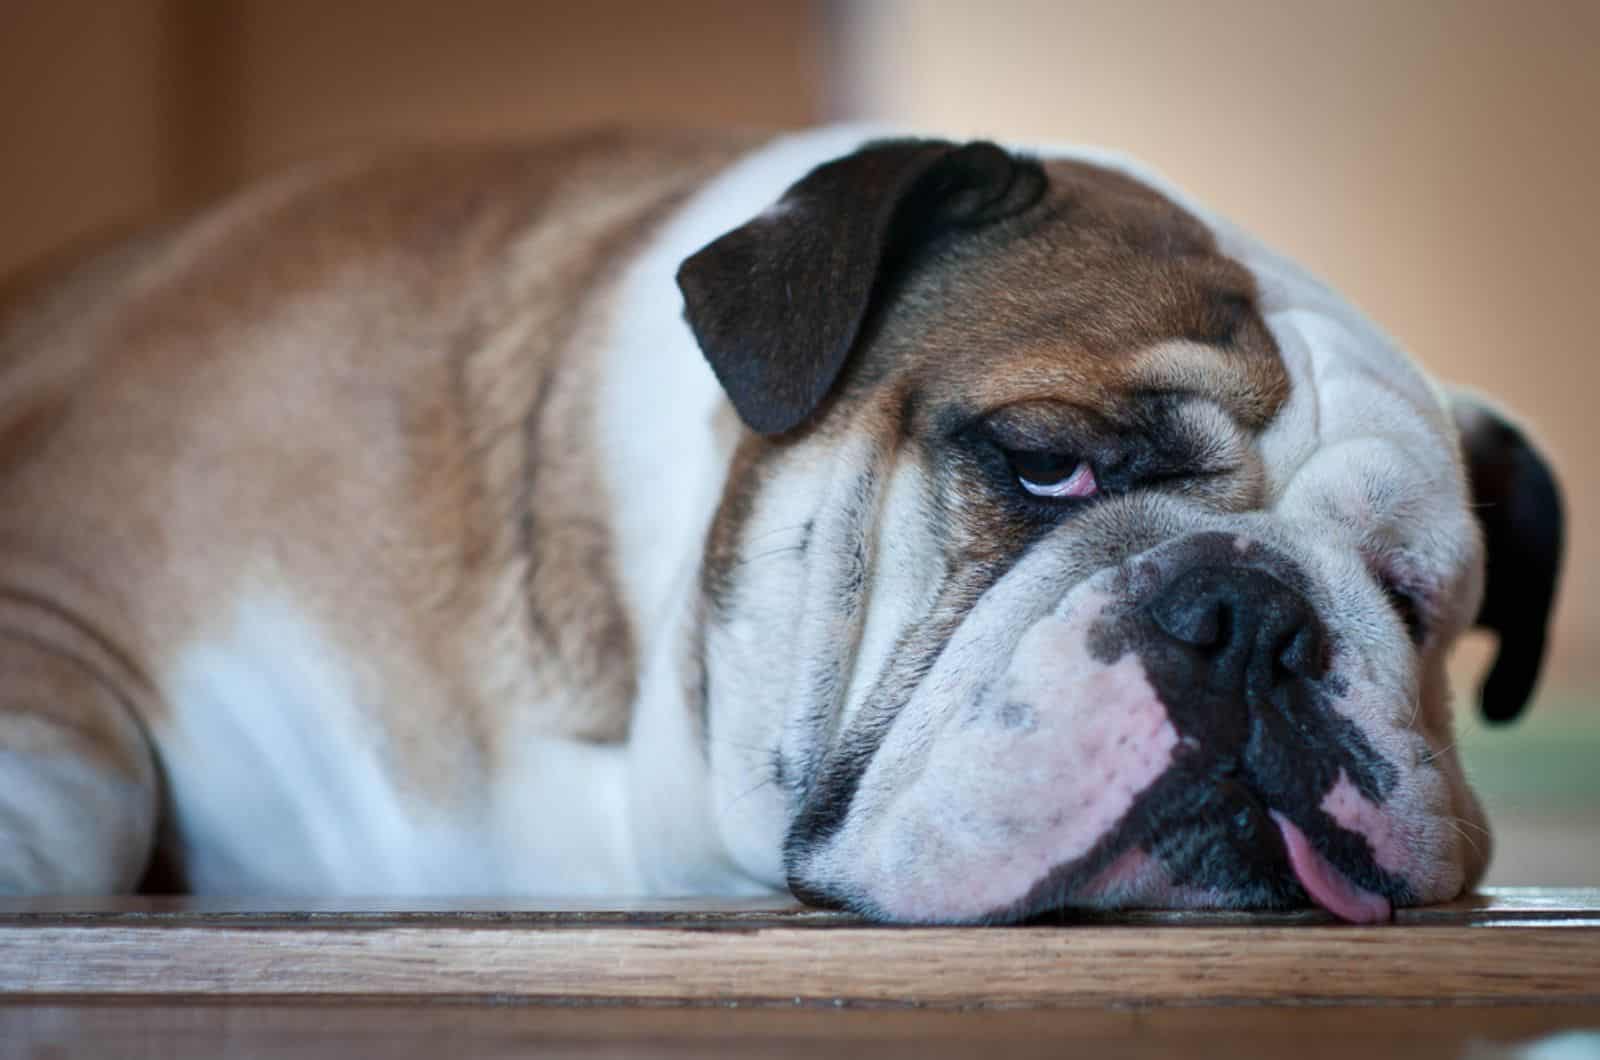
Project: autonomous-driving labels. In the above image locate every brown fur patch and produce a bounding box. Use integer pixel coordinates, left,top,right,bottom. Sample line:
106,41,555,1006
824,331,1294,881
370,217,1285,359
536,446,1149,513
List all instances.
0,129,758,880
857,159,1287,426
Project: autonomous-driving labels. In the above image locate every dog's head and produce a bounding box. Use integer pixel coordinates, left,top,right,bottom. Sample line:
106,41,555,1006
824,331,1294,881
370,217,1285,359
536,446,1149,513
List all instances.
676,138,1563,922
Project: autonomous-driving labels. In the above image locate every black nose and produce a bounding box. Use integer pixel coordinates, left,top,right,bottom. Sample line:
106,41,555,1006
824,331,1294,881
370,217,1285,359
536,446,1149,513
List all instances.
1146,565,1329,718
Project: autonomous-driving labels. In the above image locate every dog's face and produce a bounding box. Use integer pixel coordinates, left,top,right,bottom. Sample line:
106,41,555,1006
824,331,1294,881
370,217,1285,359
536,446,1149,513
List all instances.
676,139,1563,922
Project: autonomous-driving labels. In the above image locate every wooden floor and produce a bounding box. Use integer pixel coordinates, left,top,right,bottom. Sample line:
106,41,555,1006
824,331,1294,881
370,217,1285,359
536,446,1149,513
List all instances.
2,889,1597,1057
5,1004,1600,1059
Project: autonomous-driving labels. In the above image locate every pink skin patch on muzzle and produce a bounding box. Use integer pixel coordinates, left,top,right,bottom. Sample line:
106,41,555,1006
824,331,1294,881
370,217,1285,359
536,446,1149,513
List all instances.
864,610,1183,922
1271,811,1393,924
1319,769,1406,875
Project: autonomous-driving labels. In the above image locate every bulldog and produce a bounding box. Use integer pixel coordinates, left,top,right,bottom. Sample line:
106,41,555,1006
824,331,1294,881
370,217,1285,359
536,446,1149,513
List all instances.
0,126,1562,923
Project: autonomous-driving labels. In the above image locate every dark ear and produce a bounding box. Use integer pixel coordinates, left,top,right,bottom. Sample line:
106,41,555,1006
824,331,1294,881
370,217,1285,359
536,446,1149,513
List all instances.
1451,393,1565,724
676,138,1046,435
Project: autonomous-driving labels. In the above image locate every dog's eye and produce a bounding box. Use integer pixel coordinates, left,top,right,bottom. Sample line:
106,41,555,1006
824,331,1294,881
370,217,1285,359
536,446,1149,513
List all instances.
1379,577,1427,644
1004,451,1099,500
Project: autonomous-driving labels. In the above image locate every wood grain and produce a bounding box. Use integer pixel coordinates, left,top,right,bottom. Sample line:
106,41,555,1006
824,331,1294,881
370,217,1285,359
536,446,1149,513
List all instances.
1,888,1596,1007
5,1003,1600,1060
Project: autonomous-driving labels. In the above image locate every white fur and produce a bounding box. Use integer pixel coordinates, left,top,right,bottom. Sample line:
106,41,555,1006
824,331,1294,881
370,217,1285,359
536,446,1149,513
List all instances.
162,594,644,895
837,459,945,732
0,745,151,894
598,128,903,894
163,596,490,893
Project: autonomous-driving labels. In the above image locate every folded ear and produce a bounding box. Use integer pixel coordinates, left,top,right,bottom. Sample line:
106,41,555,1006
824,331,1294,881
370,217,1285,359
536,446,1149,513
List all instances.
677,138,1046,435
1450,393,1565,724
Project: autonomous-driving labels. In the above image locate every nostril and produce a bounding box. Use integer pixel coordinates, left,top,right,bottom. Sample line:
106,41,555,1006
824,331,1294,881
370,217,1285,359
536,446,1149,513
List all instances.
1276,620,1327,681
1149,586,1228,651
1146,564,1329,707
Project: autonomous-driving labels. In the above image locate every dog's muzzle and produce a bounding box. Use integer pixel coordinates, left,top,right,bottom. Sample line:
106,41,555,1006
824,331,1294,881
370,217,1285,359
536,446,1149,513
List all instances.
785,531,1417,924
1124,556,1397,922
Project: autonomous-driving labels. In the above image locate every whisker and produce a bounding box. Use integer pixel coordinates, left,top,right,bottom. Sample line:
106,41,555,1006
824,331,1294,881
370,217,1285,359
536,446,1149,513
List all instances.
743,522,811,546
1419,738,1458,766
726,776,777,811
1450,815,1490,837
705,736,777,756
730,544,806,570
1446,815,1485,859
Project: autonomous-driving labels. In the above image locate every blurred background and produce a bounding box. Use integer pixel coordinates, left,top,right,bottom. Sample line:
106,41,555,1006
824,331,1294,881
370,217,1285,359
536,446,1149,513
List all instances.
2,0,1594,885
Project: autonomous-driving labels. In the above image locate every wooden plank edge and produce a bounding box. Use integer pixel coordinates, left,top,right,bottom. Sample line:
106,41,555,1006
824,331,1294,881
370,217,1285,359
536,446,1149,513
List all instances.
2,887,1595,926
4,994,1600,1013
3,924,1597,1005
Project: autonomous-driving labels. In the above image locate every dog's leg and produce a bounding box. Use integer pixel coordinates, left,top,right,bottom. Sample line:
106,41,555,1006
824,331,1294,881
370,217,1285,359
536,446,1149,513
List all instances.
0,637,157,894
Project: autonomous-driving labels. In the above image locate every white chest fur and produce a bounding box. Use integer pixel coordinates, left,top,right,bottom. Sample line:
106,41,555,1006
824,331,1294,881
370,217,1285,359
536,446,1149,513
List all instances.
158,595,642,895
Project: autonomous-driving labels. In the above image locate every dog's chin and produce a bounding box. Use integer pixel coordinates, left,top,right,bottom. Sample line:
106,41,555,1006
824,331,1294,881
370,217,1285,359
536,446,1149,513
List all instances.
999,845,1294,924
981,806,1399,926
872,768,1405,926
790,762,1421,926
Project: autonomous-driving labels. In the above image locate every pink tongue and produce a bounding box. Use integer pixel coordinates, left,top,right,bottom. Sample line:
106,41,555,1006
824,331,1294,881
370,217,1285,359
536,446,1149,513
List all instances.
1270,811,1392,924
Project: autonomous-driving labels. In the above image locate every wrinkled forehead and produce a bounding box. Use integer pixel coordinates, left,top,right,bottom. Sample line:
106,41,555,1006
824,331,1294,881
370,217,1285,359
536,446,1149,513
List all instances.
878,156,1291,433
913,144,1466,516
1022,147,1457,430
1199,198,1470,529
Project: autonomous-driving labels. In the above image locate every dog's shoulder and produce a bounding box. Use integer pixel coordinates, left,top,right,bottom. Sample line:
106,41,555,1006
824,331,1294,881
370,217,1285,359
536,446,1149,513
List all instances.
0,129,758,747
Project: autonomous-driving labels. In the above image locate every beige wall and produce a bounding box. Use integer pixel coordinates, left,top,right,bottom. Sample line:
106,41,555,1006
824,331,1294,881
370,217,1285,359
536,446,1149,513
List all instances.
833,0,1600,694
181,0,825,194
0,0,824,283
